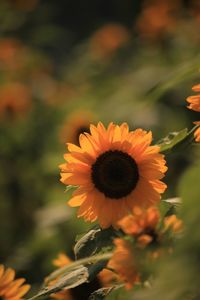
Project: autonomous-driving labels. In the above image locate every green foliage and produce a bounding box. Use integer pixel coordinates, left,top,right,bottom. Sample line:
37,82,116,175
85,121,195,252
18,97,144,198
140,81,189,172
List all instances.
29,266,89,300
157,128,188,152
74,227,119,259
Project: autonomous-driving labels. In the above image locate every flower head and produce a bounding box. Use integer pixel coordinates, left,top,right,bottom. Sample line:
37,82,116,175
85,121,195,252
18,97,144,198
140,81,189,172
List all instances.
60,122,167,228
164,215,183,233
118,206,160,247
136,0,180,41
118,206,160,236
108,239,140,289
90,23,130,59
186,83,200,142
0,265,30,300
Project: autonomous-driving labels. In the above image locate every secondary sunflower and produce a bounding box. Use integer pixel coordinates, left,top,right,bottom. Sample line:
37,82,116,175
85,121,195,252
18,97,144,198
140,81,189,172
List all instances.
108,238,140,289
0,265,30,300
60,122,167,228
118,206,160,247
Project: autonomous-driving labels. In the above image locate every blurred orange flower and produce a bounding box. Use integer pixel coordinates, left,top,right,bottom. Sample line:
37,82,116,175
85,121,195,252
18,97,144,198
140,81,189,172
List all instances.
52,253,72,268
0,264,30,300
60,122,167,228
8,0,40,11
59,111,95,145
189,0,200,24
0,83,32,119
118,206,160,247
90,23,130,59
136,0,180,41
0,38,26,71
98,268,119,287
164,215,183,233
108,238,140,289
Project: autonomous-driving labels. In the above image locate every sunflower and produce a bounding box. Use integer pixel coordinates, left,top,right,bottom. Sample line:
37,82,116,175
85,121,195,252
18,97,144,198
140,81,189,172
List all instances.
108,238,140,289
118,206,160,247
59,111,95,145
0,265,30,300
60,122,167,228
118,206,160,236
186,83,200,143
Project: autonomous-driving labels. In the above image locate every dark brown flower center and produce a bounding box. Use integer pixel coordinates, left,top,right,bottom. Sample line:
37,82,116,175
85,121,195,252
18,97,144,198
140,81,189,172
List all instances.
91,150,139,199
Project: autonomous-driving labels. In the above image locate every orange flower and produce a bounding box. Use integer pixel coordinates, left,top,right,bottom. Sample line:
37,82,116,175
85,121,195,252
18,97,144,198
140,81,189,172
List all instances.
118,206,160,247
60,122,167,228
108,239,140,289
0,39,27,71
0,83,31,119
136,0,180,41
52,253,72,268
7,0,40,11
118,206,160,236
186,83,200,142
0,39,21,64
164,215,183,233
59,111,95,145
187,95,200,112
0,265,30,300
90,23,130,59
98,268,119,287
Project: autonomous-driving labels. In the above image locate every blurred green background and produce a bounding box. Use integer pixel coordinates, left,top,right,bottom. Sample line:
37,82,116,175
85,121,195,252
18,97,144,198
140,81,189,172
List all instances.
0,0,200,298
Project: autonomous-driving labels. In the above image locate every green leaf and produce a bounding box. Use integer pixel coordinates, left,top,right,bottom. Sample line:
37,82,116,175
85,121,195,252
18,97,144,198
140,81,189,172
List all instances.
159,197,181,218
157,128,188,152
45,253,112,285
28,259,111,300
74,227,118,259
28,266,89,300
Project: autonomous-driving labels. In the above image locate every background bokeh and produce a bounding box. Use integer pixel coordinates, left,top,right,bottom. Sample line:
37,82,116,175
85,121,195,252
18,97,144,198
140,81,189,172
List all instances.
0,0,200,298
